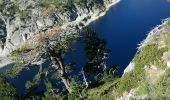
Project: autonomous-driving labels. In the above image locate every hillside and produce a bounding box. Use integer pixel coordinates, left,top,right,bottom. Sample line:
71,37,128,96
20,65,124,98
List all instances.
117,18,170,99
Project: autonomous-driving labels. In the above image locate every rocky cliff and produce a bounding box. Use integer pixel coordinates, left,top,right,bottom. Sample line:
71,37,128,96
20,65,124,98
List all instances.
0,0,119,67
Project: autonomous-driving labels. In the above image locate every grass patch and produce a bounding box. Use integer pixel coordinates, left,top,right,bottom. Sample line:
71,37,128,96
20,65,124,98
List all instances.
159,33,170,47
155,68,170,98
133,44,166,69
165,34,170,47
114,44,166,98
135,68,170,99
10,46,27,59
135,80,150,97
88,78,119,100
167,20,170,26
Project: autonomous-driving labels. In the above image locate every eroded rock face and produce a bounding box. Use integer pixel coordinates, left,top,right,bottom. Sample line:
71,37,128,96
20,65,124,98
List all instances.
0,19,6,54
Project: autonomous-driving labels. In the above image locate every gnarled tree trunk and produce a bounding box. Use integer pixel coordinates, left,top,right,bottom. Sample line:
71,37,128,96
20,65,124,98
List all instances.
47,47,72,93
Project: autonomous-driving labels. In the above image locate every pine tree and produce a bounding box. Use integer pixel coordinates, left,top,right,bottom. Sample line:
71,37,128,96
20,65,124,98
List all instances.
0,74,18,99
83,28,110,82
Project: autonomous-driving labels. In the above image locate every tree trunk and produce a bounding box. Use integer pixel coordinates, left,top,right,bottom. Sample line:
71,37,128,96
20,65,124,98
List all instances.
6,18,11,38
82,68,88,88
61,74,71,92
39,58,43,73
48,47,72,93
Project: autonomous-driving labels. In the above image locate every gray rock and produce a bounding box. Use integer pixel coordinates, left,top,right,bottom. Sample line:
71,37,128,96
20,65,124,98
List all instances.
44,18,54,27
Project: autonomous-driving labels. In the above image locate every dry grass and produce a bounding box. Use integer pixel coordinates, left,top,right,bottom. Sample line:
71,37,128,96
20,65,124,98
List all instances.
24,25,61,48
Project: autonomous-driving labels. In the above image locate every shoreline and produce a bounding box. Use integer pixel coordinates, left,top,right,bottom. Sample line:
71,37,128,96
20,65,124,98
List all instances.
61,0,120,29
137,18,169,52
83,0,120,27
124,17,170,74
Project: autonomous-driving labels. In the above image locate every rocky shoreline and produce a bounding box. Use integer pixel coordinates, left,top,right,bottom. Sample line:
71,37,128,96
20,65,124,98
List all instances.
124,18,170,73
118,18,170,99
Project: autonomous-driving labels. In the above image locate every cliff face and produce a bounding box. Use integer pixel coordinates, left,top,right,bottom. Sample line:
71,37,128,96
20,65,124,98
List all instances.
0,0,119,68
117,18,170,99
0,0,118,57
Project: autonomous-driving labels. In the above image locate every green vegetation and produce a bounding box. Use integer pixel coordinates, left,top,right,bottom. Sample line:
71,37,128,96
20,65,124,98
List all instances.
4,28,118,99
11,46,27,58
167,0,170,2
83,28,109,73
42,79,63,100
7,27,169,99
155,69,170,98
40,0,103,15
135,80,150,96
114,44,166,98
133,44,166,69
10,46,27,76
40,0,102,9
167,20,170,26
163,33,170,47
88,79,119,100
134,68,170,99
0,0,23,18
0,74,17,99
68,78,88,100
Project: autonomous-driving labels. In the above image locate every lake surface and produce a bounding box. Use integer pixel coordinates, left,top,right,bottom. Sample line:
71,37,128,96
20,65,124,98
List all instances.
66,0,170,75
2,0,170,94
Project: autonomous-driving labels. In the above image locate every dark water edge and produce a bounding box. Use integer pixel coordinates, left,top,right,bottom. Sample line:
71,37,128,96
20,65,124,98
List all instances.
1,0,170,95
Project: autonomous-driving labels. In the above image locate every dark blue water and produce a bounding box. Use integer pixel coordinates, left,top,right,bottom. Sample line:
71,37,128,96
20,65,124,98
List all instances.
66,0,170,75
1,0,170,95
